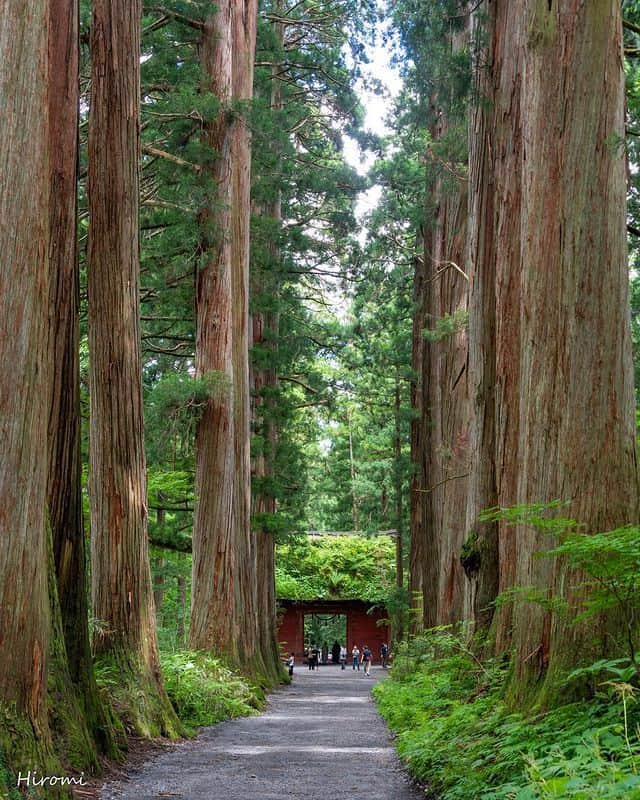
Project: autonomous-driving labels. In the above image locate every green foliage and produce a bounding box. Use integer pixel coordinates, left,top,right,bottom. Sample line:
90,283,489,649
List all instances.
374,630,640,799
275,534,396,602
160,651,264,735
422,308,469,343
482,503,640,668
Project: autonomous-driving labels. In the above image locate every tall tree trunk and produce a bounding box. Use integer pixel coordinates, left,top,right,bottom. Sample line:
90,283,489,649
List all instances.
393,375,405,641
48,0,118,759
506,0,638,699
88,0,179,736
409,231,428,633
462,3,505,637
251,203,284,683
190,0,238,657
347,409,360,531
466,0,639,697
177,575,187,645
250,15,285,682
232,0,260,667
422,141,470,628
153,556,166,618
0,0,53,780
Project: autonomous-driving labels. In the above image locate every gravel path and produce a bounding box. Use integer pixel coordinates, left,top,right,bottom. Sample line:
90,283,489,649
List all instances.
99,665,420,799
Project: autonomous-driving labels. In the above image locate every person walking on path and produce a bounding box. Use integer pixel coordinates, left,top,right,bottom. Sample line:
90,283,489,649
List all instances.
352,645,360,671
380,642,388,669
362,645,372,676
287,652,295,678
340,645,347,670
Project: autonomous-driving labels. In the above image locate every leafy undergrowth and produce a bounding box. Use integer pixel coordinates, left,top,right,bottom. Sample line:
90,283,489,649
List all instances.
374,632,640,799
159,651,264,735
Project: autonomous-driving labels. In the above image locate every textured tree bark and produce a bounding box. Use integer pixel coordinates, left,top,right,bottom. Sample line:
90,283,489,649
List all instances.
48,0,118,759
190,0,238,657
251,203,284,682
409,231,429,632
250,15,285,682
88,0,179,736
507,0,638,698
466,0,639,697
393,375,405,641
232,0,260,667
411,16,471,631
0,0,52,772
462,1,507,638
191,0,260,667
251,233,282,681
422,147,469,628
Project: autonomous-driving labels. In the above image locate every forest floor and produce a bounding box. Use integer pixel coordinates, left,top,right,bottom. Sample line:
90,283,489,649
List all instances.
97,665,420,799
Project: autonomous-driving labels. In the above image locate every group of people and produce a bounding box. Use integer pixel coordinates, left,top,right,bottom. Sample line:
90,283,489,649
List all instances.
286,641,390,678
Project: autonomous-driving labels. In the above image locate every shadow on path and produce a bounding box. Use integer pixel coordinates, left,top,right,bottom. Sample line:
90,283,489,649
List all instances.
99,665,420,799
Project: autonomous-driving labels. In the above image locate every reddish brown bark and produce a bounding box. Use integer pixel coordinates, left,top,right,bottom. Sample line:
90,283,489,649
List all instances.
508,0,637,694
466,1,638,695
232,0,260,665
190,0,238,656
251,209,283,680
191,0,261,668
0,0,51,742
88,0,178,735
409,232,428,632
424,191,470,626
411,23,471,631
48,0,117,758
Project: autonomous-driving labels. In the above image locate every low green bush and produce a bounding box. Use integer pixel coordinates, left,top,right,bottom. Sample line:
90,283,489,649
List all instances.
374,631,640,799
160,651,264,735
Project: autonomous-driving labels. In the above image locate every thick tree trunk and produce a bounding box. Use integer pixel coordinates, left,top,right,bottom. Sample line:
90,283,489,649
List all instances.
412,25,471,628
462,3,505,637
190,1,238,657
422,151,469,628
0,0,53,780
466,0,639,696
48,0,118,759
507,0,638,698
88,0,179,737
190,0,261,669
232,0,260,667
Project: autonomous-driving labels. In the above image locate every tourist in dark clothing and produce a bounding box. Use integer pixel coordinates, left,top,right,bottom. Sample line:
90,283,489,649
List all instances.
362,645,372,676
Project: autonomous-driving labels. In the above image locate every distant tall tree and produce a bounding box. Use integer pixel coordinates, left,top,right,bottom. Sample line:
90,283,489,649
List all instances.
0,0,52,777
48,0,117,757
190,0,239,658
420,111,470,628
251,48,285,682
88,0,179,735
232,0,260,666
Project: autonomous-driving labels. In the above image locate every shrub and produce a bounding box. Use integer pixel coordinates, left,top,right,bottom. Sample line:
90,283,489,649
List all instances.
374,630,640,799
160,651,264,735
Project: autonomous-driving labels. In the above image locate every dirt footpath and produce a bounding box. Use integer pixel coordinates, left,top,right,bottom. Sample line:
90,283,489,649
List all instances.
99,665,420,800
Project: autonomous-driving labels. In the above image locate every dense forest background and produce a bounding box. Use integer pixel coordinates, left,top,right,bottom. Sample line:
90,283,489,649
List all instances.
3,0,640,797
